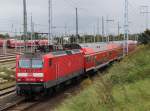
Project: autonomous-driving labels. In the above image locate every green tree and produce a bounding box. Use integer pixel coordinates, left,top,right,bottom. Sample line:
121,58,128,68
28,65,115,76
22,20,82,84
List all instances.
138,29,150,44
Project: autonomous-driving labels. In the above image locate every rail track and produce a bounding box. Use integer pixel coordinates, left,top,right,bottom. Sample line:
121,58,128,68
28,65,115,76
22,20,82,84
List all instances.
4,100,38,111
0,54,17,63
0,91,38,111
0,98,25,111
0,75,93,111
0,54,16,58
0,58,16,63
0,85,16,97
0,55,16,59
0,78,82,111
0,48,23,57
0,85,26,111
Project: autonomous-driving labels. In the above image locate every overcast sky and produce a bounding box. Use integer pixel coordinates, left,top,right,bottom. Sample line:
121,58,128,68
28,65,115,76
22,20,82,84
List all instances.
0,0,149,36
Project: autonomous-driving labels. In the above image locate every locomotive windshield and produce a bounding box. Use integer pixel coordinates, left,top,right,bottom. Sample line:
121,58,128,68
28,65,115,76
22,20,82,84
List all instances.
19,59,31,68
19,59,43,68
31,59,43,68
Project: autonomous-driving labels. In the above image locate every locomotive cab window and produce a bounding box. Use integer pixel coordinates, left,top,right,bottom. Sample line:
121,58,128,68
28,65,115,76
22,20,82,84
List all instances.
19,59,30,68
19,59,43,68
32,59,43,68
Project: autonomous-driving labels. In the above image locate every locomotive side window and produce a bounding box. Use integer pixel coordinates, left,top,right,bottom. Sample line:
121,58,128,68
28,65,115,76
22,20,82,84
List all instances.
66,50,72,55
49,59,52,66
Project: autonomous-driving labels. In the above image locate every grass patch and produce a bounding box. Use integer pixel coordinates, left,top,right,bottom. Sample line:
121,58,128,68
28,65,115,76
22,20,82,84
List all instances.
0,67,15,84
0,81,16,90
113,79,150,111
55,45,150,111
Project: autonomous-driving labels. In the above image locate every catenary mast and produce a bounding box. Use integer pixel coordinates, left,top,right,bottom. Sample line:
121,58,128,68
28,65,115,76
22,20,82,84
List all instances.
23,0,28,52
124,0,129,55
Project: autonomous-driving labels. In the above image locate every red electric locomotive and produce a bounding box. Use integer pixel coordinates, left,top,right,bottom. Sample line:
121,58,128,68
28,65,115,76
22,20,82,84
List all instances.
16,46,84,95
16,41,137,96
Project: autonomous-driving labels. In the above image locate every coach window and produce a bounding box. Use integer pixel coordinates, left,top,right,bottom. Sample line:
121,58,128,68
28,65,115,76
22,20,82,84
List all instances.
89,56,92,62
86,56,90,62
86,57,89,62
109,52,112,56
92,56,94,61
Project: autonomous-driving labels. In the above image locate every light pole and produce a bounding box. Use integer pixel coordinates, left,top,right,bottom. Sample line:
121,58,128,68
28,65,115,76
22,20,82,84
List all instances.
23,0,27,52
124,0,129,56
48,0,53,45
75,8,79,43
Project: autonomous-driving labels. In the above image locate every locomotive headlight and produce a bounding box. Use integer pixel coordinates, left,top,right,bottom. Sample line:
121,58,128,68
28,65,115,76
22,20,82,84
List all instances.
18,73,28,77
33,73,44,78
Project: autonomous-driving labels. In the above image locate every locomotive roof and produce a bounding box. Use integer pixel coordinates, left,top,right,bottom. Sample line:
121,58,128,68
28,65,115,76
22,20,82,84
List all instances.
20,52,43,59
44,49,82,58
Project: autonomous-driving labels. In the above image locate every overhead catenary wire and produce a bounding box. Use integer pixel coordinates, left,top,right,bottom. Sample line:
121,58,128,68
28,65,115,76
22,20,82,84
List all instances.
140,5,150,30
127,0,146,32
0,0,147,40
63,0,104,35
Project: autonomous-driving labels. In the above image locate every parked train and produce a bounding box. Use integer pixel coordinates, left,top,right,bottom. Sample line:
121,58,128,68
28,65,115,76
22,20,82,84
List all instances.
0,39,48,48
0,38,4,47
15,41,137,96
